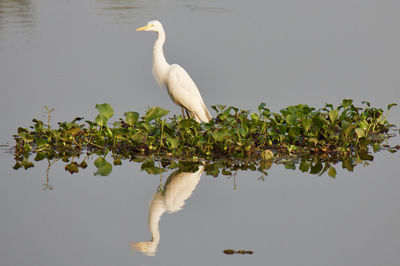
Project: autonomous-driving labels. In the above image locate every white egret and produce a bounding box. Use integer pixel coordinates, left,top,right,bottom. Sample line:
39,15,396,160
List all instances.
136,20,212,123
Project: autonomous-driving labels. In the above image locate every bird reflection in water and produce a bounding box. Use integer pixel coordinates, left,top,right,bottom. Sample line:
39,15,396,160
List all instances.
131,165,204,256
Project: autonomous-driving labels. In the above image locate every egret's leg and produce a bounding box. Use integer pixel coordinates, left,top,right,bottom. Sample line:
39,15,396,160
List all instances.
181,107,186,119
185,110,191,119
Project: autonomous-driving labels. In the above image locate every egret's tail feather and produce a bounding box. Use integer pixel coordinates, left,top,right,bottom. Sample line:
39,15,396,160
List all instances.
201,103,212,122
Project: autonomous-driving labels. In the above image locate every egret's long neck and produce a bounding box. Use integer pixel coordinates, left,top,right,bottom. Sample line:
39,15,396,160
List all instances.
152,29,169,86
148,192,165,244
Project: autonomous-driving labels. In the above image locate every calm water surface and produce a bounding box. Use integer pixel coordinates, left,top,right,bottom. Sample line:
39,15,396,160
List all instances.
1,1,399,265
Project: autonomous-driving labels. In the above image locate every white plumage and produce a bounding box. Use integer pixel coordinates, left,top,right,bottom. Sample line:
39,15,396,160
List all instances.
136,20,212,123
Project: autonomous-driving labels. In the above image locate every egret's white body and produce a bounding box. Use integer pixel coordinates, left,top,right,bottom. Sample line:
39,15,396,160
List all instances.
136,20,212,123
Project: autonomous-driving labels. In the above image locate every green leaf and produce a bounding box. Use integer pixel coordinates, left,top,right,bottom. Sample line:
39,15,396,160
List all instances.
205,163,220,177
310,162,323,174
302,119,312,132
309,138,318,145
21,133,34,142
328,166,337,178
211,105,226,113
344,124,356,138
166,136,179,149
312,116,324,128
125,112,139,125
329,109,339,123
95,103,114,127
342,99,353,108
113,158,122,165
105,125,113,137
168,161,179,169
35,137,47,147
79,161,88,169
258,102,269,112
65,162,79,174
21,161,34,169
32,119,44,131
285,114,298,125
71,117,84,123
131,133,146,144
387,103,397,110
222,169,232,176
355,128,365,138
342,158,354,172
144,107,170,122
144,166,167,175
358,120,368,130
251,113,258,121
95,114,108,127
178,119,195,129
141,160,166,174
212,128,229,142
261,150,274,160
318,163,331,177
94,157,112,176
284,163,296,170
95,103,114,119
238,127,247,138
18,128,34,142
34,152,47,161
372,143,381,152
260,160,272,170
141,159,155,170
178,161,200,172
361,101,371,107
288,127,301,137
17,127,28,135
358,151,374,161
13,162,22,170
299,161,310,172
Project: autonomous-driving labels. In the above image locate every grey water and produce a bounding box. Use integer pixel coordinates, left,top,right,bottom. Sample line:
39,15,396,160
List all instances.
1,0,400,265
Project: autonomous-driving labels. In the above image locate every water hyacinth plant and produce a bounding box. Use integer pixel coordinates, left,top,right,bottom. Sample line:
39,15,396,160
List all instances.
12,100,398,178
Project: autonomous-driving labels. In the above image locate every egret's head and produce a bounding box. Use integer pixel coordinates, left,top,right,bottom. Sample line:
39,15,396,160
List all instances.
136,20,163,32
130,241,157,256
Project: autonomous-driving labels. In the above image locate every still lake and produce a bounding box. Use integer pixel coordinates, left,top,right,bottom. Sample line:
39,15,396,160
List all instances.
1,1,399,265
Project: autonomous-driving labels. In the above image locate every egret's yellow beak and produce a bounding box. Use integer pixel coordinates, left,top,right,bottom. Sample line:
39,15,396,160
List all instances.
136,25,152,31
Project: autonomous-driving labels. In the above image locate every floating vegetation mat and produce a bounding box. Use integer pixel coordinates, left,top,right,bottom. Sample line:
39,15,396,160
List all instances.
12,100,399,178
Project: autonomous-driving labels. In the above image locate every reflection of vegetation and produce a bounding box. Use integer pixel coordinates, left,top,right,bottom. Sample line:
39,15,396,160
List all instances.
43,158,59,190
223,249,254,255
12,100,398,178
96,0,141,24
0,0,34,31
97,0,140,11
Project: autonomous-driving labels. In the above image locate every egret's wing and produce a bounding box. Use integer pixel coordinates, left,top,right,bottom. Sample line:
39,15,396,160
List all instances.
166,65,203,105
164,166,204,213
166,64,211,122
